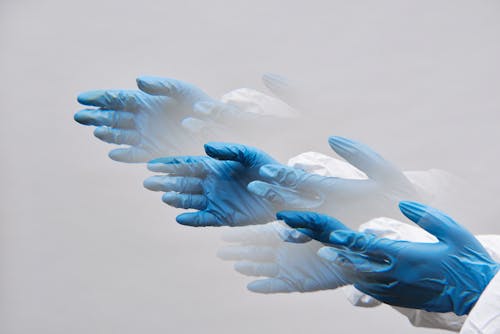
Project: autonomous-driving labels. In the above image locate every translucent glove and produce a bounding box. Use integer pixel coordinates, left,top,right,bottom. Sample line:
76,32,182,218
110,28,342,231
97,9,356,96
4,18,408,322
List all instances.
143,143,284,226
249,136,422,223
182,74,298,137
217,222,349,293
279,202,500,316
75,77,215,162
74,75,297,163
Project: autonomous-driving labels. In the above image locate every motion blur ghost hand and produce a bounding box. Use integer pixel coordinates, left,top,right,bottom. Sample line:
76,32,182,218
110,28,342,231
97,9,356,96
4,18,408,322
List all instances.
217,221,349,293
75,77,216,162
249,136,422,223
75,75,297,163
280,203,500,316
143,143,285,226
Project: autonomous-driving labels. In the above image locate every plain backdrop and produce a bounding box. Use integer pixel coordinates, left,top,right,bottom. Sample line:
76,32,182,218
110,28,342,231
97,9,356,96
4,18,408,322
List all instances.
1,1,499,333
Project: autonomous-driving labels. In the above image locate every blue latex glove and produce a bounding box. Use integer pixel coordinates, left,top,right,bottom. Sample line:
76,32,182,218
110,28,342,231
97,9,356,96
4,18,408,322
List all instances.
217,222,349,293
143,143,287,226
75,75,298,162
249,136,421,223
279,202,500,316
75,77,215,162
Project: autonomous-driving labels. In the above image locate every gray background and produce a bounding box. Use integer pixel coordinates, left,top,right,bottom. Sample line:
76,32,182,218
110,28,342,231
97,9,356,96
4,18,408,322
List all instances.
1,0,499,333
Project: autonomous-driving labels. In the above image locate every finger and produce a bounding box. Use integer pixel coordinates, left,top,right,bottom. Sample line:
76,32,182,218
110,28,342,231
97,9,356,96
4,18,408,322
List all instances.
77,90,144,110
161,192,207,210
136,76,210,102
280,228,312,243
74,109,135,128
136,76,181,96
221,224,282,244
204,142,276,167
247,278,294,294
259,164,370,195
329,230,397,261
234,261,279,277
276,211,351,236
143,175,203,194
147,156,209,176
247,181,322,209
181,117,224,137
317,248,386,283
328,136,407,183
194,100,255,124
216,246,275,261
399,201,474,245
221,222,310,244
261,73,300,108
193,101,233,120
108,147,151,163
176,211,220,227
258,164,304,189
93,127,140,145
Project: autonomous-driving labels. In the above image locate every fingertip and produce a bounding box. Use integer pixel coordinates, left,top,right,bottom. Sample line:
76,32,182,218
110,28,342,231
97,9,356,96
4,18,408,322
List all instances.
136,75,165,95
233,261,246,273
136,75,154,87
73,110,87,124
108,149,126,163
76,91,95,105
246,181,271,198
317,247,338,261
93,126,107,139
275,210,293,221
246,281,265,294
204,142,233,159
327,135,352,151
215,248,227,259
181,117,206,133
203,142,218,156
329,230,354,246
108,150,121,162
142,176,157,190
161,192,177,204
259,164,280,178
398,201,427,223
147,158,169,171
193,101,215,115
175,213,191,226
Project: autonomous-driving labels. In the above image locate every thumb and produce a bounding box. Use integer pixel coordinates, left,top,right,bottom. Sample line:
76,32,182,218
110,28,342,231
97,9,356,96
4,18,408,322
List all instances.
398,201,476,246
204,142,276,167
136,76,189,97
194,101,241,123
262,73,301,109
328,136,407,184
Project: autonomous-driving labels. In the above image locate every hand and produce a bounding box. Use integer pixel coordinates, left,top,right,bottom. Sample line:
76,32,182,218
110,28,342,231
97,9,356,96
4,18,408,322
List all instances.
217,221,349,293
74,77,214,162
144,143,285,226
74,75,298,163
183,73,299,137
279,202,500,316
249,136,422,223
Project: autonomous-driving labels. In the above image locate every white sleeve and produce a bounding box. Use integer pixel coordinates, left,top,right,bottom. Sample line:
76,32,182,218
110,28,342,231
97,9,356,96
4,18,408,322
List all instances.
460,270,500,334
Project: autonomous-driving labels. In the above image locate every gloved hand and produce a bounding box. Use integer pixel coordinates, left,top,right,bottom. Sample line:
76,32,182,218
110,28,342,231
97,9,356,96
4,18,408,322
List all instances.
143,143,285,226
279,202,500,316
180,73,299,137
217,221,349,293
75,75,297,163
75,77,215,162
249,136,422,223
